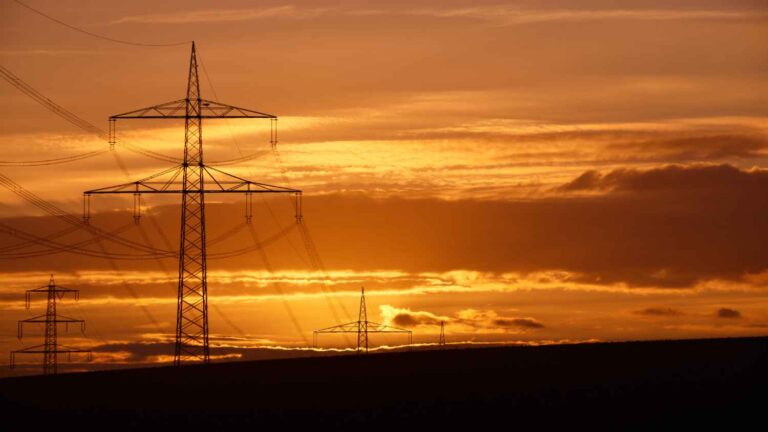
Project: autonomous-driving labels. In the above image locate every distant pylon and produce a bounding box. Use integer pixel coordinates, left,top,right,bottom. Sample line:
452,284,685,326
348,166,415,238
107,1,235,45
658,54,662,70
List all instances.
10,276,92,375
438,321,446,348
313,287,412,353
358,287,368,353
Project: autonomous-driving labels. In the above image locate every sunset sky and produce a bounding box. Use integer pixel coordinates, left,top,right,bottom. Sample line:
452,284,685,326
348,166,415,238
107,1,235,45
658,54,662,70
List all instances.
1,0,767,375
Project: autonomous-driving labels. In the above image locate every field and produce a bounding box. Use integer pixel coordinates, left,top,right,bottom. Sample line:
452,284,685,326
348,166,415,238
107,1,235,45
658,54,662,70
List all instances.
1,337,765,430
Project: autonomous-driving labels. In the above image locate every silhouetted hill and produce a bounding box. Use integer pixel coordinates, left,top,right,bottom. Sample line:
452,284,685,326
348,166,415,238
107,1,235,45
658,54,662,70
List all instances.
1,337,765,430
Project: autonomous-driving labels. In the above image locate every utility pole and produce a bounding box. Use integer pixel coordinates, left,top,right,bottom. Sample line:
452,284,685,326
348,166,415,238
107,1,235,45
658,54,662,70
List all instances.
10,275,91,375
314,287,412,353
439,320,446,348
84,42,301,365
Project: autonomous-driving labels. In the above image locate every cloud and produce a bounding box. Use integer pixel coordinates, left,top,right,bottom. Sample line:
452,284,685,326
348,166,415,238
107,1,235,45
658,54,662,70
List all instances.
0,50,107,57
109,5,768,26
492,317,545,329
110,6,328,25
559,164,768,193
634,307,684,317
458,309,545,331
381,306,544,332
379,305,445,328
74,340,340,367
6,336,594,377
407,7,768,26
605,134,767,163
1,164,767,289
717,308,742,319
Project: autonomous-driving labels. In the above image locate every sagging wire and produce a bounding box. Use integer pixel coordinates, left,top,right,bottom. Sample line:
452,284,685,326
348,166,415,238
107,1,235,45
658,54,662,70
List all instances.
12,0,190,47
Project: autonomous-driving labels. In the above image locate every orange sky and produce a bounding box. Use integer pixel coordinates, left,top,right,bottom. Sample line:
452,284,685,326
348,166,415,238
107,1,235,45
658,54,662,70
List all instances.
1,0,767,375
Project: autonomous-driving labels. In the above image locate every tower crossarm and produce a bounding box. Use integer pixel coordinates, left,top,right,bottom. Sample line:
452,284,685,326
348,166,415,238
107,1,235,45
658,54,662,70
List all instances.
11,343,91,354
313,322,362,333
25,280,79,308
11,344,93,370
18,316,85,338
18,316,84,324
84,165,301,195
312,320,413,350
17,313,47,322
312,321,412,335
110,98,276,119
25,285,79,297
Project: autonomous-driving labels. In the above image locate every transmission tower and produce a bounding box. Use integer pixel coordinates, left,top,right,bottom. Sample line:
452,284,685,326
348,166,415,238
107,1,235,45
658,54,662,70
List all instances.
357,286,368,352
313,287,413,353
84,42,302,364
438,320,446,348
10,276,92,375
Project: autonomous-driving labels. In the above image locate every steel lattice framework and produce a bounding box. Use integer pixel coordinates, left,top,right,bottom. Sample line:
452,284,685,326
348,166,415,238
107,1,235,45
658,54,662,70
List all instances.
85,42,301,364
313,287,412,353
11,276,92,375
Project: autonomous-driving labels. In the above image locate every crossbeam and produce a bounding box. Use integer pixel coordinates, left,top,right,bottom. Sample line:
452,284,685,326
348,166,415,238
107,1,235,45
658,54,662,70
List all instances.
314,321,412,334
111,98,276,119
84,165,301,195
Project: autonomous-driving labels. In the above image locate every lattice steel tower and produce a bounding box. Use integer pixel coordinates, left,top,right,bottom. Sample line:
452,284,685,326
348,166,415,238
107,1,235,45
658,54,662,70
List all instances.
85,42,301,364
313,287,413,353
357,286,369,352
11,276,92,375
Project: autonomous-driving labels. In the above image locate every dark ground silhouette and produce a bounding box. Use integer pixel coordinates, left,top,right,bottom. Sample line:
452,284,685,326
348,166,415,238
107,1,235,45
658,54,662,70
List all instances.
1,337,765,430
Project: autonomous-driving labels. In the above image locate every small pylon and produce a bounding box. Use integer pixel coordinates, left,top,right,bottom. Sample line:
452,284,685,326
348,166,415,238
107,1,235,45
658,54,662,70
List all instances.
10,275,92,375
438,321,446,348
313,287,412,353
358,287,368,353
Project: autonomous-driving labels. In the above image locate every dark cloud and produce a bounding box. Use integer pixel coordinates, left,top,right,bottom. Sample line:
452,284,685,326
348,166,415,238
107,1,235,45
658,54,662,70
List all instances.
560,163,768,193
386,307,544,331
1,164,766,289
422,130,768,166
492,318,545,329
634,307,684,317
605,133,767,163
91,341,343,363
391,312,442,328
95,341,175,361
456,309,545,331
717,308,742,319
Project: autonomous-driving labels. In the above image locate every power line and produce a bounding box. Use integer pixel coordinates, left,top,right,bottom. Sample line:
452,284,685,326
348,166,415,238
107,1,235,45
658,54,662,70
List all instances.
90,235,167,335
0,63,180,164
0,149,109,167
0,220,154,260
0,171,175,257
0,224,80,253
1,37,342,359
247,223,310,345
138,210,248,340
198,52,349,337
200,52,353,324
3,62,264,167
12,0,190,47
207,151,270,166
